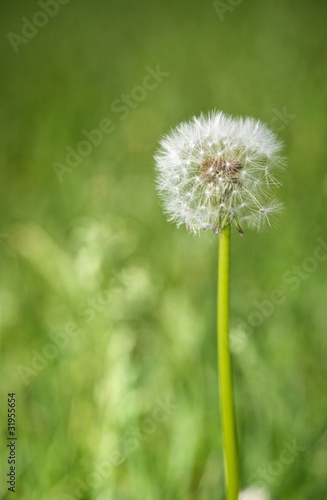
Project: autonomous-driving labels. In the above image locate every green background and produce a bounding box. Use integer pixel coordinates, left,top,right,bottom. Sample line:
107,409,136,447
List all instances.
0,0,326,498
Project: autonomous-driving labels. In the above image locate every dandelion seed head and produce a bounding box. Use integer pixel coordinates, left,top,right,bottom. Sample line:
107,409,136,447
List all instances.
239,487,271,500
155,110,286,235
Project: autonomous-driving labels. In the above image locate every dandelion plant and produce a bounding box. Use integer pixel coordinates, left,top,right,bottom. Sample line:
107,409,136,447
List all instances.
155,110,285,500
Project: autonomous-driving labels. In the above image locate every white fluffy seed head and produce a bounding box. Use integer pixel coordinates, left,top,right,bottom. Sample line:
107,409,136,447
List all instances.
154,110,286,235
239,487,271,500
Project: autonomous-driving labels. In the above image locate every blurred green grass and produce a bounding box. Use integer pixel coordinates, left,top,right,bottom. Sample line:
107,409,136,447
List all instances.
0,0,327,498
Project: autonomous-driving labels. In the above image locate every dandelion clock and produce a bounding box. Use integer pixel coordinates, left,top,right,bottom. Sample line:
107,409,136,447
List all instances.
154,111,286,500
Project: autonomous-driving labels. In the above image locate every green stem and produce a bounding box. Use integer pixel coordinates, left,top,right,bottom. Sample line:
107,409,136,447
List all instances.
218,225,239,500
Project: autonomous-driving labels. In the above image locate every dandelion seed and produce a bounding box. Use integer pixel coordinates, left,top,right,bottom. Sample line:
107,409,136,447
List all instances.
155,110,285,235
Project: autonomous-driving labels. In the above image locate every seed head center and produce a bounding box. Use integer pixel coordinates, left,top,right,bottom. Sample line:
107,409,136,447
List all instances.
200,157,243,185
